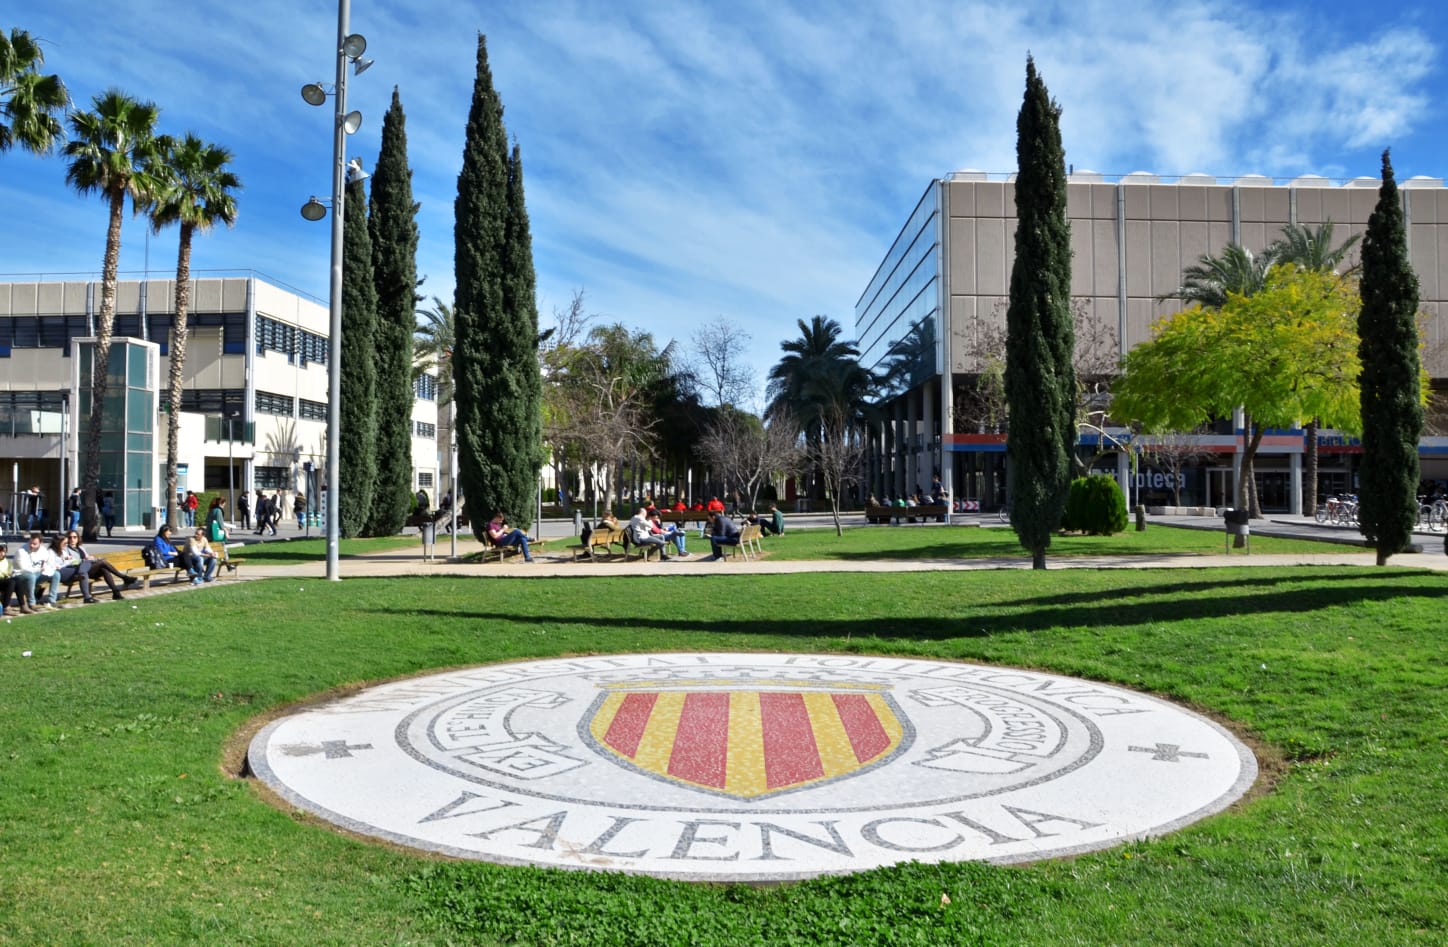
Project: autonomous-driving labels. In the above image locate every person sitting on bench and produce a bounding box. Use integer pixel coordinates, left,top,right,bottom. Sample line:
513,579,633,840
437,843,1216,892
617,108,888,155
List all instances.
702,510,741,561
485,512,535,562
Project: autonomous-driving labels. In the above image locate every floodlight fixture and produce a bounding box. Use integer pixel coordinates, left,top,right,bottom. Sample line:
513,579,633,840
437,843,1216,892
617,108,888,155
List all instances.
301,82,329,106
345,158,370,183
353,57,374,76
342,33,367,58
342,110,362,134
300,197,329,221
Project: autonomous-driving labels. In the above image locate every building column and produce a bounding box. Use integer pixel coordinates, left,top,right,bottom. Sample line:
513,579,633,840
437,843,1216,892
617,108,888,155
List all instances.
893,399,906,498
906,389,919,496
1290,451,1302,516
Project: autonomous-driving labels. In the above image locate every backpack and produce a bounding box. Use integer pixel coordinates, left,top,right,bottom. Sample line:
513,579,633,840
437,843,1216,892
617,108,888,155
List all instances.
580,523,593,546
142,544,163,569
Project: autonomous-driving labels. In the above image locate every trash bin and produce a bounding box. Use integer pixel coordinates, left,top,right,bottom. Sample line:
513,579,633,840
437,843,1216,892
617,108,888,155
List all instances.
1224,509,1250,553
420,520,437,561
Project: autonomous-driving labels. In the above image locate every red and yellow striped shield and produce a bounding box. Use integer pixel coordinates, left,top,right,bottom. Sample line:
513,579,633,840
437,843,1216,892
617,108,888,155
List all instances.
587,687,905,799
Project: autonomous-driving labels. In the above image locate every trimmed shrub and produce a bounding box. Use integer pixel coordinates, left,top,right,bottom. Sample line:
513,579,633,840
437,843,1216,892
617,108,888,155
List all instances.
1062,474,1128,535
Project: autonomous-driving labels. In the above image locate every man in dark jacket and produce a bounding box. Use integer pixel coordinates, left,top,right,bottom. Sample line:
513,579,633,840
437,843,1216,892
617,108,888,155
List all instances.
702,511,741,561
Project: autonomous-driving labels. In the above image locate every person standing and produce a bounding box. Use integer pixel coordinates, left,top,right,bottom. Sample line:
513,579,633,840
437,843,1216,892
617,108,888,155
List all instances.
237,490,251,530
66,488,82,531
100,491,117,537
21,485,43,531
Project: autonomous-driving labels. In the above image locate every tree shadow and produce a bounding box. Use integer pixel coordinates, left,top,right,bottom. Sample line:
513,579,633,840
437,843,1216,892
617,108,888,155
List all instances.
376,575,1446,641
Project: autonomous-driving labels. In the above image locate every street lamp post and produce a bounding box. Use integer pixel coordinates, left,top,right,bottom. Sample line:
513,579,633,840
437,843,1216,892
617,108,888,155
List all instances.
226,410,238,517
300,1,370,581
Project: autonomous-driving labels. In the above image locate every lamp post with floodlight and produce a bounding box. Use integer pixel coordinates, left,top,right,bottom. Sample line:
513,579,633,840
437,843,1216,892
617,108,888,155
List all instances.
299,1,372,581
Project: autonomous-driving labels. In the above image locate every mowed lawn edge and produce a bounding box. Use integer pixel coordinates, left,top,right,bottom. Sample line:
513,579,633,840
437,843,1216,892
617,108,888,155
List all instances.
1,562,1444,945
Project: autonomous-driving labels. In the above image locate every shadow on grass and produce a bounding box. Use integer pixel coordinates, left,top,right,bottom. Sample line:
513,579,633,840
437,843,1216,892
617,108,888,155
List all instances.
376,574,1448,641
988,568,1416,610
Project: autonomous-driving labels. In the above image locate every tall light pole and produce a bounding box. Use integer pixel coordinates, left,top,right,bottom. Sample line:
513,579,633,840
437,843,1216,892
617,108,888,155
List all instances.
300,1,370,581
226,409,238,517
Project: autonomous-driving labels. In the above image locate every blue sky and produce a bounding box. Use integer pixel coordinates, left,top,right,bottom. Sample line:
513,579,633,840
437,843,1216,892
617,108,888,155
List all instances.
2,1,1445,409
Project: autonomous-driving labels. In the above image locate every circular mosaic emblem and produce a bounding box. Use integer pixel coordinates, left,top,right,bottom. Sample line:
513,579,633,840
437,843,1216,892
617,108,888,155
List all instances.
248,653,1256,881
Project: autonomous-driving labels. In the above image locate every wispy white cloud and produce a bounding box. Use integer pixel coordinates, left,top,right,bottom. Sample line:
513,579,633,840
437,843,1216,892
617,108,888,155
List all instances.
1,0,1441,383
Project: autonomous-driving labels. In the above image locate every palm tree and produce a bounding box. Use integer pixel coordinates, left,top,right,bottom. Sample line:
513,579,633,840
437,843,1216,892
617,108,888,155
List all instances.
766,315,870,499
1159,243,1275,309
414,295,456,406
0,27,68,155
149,133,241,528
63,89,163,539
1157,243,1278,520
1268,220,1361,275
1267,220,1362,516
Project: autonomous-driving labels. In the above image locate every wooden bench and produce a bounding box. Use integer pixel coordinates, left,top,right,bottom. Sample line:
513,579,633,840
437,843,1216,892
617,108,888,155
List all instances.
865,504,948,524
101,548,189,590
726,523,765,560
480,531,549,563
571,526,627,562
656,510,710,526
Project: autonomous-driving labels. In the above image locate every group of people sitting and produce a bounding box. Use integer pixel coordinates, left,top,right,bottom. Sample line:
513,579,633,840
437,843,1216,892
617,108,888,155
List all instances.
149,496,232,583
1,530,140,615
590,501,784,562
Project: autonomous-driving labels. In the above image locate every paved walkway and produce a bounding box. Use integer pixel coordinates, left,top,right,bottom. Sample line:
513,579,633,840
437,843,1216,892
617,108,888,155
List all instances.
238,514,1448,580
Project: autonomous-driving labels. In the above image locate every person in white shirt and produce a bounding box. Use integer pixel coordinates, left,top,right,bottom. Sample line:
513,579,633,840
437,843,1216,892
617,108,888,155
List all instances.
14,533,57,612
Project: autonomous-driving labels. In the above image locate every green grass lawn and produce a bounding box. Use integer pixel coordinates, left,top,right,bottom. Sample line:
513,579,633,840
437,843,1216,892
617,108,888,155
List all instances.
2,562,1444,945
761,522,1354,560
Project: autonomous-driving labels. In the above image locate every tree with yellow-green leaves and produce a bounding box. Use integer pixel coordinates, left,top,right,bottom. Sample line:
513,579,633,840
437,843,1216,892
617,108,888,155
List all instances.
1112,267,1373,515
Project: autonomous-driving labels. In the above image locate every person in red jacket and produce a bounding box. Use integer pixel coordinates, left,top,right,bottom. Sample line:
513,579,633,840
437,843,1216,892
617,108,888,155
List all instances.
671,500,686,512
706,496,725,513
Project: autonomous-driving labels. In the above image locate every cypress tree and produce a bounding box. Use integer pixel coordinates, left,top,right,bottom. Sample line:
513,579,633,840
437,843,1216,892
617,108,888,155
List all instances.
339,171,378,537
500,142,544,512
1356,150,1422,566
453,34,540,530
365,87,420,536
1004,57,1075,569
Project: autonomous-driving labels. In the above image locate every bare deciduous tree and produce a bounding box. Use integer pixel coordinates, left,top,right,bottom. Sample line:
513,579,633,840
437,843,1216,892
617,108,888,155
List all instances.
696,409,802,513
1142,430,1212,507
690,316,755,409
808,401,866,536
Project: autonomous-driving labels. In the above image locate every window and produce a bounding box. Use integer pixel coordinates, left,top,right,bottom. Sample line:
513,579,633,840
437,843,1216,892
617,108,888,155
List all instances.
255,315,296,362
418,472,434,488
414,373,438,401
299,398,327,421
255,466,289,489
255,390,295,417
179,388,247,416
415,420,436,439
299,329,327,366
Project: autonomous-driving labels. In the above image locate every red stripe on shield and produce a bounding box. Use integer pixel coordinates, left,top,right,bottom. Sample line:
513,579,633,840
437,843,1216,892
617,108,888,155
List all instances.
603,691,658,758
668,692,729,788
760,692,824,789
832,693,891,762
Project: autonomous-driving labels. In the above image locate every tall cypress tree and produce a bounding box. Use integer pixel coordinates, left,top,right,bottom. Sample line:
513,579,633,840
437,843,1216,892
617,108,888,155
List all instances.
339,171,378,537
453,34,540,530
365,87,419,536
1357,150,1422,566
1005,57,1075,570
500,142,544,510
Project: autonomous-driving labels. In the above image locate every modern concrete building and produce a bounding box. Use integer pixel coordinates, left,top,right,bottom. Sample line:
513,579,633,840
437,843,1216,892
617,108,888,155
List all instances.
856,170,1448,513
0,274,440,532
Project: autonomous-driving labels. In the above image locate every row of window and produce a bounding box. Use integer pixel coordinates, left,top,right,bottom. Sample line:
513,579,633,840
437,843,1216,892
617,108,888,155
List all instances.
0,311,249,357
256,315,328,367
416,420,436,438
300,399,327,421
415,373,438,401
255,391,295,417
